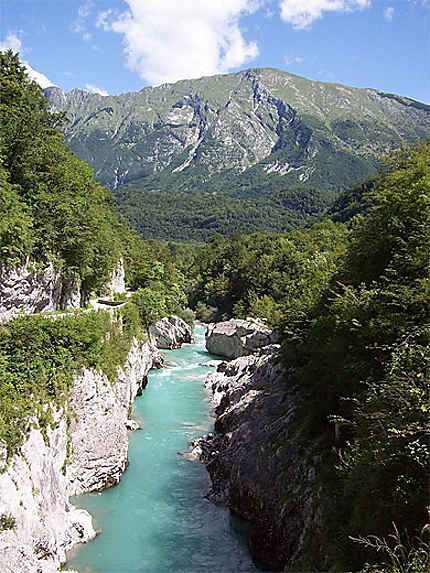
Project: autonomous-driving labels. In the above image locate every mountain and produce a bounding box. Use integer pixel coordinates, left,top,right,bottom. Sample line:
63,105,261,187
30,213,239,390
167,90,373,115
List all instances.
45,68,430,239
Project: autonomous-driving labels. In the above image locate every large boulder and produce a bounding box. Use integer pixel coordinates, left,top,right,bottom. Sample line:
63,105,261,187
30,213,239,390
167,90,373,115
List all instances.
149,315,193,349
103,258,126,297
205,317,278,359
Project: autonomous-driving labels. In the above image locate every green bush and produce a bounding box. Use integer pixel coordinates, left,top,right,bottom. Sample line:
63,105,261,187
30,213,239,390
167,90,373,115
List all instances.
0,513,16,531
176,307,195,329
194,301,218,323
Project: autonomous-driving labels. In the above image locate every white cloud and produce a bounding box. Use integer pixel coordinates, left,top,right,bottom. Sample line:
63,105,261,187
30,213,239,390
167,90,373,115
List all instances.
279,0,371,29
97,0,260,85
25,64,55,89
384,6,394,21
0,31,22,53
78,0,94,19
284,55,304,65
85,83,109,96
0,32,55,88
73,1,94,41
96,9,114,31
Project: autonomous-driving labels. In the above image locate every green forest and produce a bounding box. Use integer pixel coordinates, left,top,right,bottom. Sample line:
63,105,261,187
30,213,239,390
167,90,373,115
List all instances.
0,51,188,456
181,142,430,572
0,51,428,572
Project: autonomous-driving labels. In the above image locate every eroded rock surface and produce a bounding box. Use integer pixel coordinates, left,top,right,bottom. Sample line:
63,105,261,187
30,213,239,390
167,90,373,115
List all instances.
103,258,126,298
67,339,161,495
0,411,95,573
205,317,278,359
149,315,193,349
0,260,81,323
193,345,321,571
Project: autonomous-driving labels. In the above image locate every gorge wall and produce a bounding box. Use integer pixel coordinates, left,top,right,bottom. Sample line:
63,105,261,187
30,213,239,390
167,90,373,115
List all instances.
0,336,161,573
0,260,81,324
0,258,127,324
195,320,323,571
0,257,164,573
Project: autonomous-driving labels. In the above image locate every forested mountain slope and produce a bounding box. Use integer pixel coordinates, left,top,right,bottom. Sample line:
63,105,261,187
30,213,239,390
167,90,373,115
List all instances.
45,68,430,239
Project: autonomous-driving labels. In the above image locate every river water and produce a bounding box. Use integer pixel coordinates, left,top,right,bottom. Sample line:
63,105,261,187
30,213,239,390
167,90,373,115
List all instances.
65,324,259,573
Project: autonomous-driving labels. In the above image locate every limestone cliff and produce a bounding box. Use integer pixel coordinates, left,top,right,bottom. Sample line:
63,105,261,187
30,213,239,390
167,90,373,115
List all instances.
0,257,127,324
0,337,162,573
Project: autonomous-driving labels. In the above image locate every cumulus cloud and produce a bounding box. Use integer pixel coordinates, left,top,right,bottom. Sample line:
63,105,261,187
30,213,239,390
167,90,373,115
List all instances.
0,31,22,53
384,6,394,21
78,0,94,19
279,0,371,29
0,32,55,88
85,83,109,96
96,9,114,31
97,0,260,85
25,64,55,88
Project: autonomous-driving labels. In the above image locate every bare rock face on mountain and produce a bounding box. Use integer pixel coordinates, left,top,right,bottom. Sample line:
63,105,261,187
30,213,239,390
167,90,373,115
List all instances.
103,258,126,298
149,315,193,349
45,69,430,197
44,69,430,241
205,317,278,359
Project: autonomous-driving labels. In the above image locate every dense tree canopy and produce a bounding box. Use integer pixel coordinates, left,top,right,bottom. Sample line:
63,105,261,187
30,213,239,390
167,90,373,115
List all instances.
0,51,123,294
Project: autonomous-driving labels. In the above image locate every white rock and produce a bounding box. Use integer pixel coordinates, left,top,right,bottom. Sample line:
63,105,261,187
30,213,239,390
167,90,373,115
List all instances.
125,419,140,431
67,338,159,495
104,258,126,296
0,260,82,324
149,315,193,349
205,318,278,359
0,411,95,573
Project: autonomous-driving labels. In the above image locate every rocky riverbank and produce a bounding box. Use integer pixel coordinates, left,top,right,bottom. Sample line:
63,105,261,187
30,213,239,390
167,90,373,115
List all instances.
193,319,322,571
0,337,163,573
205,317,278,359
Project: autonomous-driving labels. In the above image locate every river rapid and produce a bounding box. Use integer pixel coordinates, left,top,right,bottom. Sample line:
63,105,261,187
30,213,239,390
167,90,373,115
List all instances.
65,324,259,573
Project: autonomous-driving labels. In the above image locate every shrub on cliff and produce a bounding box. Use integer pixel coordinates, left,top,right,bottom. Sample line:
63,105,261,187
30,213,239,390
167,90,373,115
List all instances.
0,304,143,458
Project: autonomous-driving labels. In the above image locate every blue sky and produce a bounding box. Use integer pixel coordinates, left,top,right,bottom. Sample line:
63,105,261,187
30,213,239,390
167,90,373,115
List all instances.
1,1,429,102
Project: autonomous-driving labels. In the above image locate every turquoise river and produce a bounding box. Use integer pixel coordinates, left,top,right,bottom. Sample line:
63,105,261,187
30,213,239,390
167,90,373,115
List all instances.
65,324,259,573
